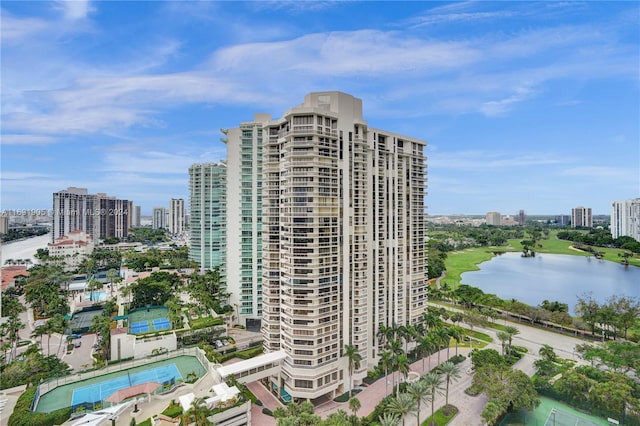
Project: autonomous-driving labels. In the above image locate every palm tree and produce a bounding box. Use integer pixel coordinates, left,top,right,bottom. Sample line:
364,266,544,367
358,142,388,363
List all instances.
181,397,215,425
406,380,431,426
439,361,461,407
387,393,417,426
395,353,411,394
496,331,510,356
378,412,401,426
434,327,450,364
423,372,444,426
106,268,118,296
539,344,556,362
380,350,393,397
348,397,361,424
416,334,434,373
448,326,464,357
504,325,520,356
344,344,362,397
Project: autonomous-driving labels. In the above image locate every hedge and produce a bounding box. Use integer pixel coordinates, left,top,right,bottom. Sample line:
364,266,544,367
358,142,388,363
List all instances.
8,386,71,426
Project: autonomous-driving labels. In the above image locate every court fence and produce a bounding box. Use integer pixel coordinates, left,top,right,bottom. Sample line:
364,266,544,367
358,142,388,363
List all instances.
36,346,210,400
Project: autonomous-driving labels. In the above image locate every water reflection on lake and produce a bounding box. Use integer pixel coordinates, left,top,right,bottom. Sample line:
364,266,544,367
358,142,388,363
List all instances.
460,252,640,315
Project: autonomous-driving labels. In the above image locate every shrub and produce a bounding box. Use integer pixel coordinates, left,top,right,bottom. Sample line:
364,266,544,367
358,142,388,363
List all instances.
464,384,482,396
449,354,466,364
161,402,183,418
262,407,273,416
8,386,71,426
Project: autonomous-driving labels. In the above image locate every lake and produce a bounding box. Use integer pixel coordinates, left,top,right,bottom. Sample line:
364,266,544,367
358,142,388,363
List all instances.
460,252,640,315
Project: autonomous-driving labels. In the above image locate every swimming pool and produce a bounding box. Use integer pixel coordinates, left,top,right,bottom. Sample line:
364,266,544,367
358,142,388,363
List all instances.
88,291,107,302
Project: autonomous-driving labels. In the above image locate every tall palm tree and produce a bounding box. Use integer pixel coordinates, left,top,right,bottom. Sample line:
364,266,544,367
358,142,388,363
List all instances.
538,344,556,362
435,327,450,363
395,353,411,394
416,334,431,373
504,325,520,356
380,350,393,397
387,393,417,426
496,331,509,356
344,344,362,397
439,361,461,407
422,372,444,426
406,380,431,426
448,326,464,357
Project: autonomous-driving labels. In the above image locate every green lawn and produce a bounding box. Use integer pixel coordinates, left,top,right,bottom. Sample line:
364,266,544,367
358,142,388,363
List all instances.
442,247,499,288
421,405,458,426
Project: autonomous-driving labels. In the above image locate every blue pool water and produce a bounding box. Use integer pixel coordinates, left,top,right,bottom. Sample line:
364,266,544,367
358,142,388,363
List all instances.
88,291,107,302
71,364,182,404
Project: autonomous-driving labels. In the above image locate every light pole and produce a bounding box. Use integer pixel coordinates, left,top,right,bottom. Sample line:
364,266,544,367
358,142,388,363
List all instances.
551,408,557,426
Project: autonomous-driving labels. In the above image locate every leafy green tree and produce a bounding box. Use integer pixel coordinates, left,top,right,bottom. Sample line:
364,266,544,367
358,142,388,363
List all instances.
181,397,215,425
481,400,503,426
538,344,556,362
575,293,601,336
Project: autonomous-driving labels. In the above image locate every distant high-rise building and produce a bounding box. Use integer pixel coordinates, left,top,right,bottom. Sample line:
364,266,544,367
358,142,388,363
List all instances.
152,207,168,230
571,206,593,228
517,209,526,226
188,163,227,275
0,214,9,234
131,205,141,227
168,198,186,235
611,198,640,242
53,187,130,241
555,215,570,226
486,212,501,226
260,92,427,401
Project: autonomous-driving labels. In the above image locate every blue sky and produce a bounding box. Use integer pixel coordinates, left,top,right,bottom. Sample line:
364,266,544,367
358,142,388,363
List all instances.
1,1,638,216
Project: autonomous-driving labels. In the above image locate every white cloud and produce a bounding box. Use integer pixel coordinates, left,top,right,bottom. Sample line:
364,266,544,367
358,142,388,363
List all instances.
100,151,212,175
54,0,94,21
562,166,639,181
1,134,60,145
430,150,569,171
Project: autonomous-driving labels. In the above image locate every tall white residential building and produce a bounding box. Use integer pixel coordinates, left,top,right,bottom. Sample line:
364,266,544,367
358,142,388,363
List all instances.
152,207,168,230
486,212,501,226
53,187,131,241
222,114,269,330
571,206,593,228
611,198,640,242
261,92,427,401
168,198,186,235
188,163,227,276
131,205,141,228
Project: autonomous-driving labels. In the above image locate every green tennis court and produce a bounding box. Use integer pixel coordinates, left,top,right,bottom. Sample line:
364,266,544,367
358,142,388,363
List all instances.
500,396,611,426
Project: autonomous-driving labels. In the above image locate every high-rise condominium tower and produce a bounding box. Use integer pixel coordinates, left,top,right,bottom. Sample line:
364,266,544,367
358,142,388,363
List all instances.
53,187,131,241
572,206,593,228
486,212,501,226
261,92,427,401
221,114,269,329
152,207,168,230
189,163,227,275
611,198,640,242
168,198,186,235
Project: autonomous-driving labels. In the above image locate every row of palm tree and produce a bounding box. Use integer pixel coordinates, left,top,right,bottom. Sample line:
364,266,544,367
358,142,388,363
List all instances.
495,325,520,356
374,307,466,397
382,361,462,426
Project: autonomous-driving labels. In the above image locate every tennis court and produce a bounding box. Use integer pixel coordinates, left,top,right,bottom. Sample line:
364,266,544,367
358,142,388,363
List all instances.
35,355,207,413
500,396,610,426
71,364,181,406
127,306,171,334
